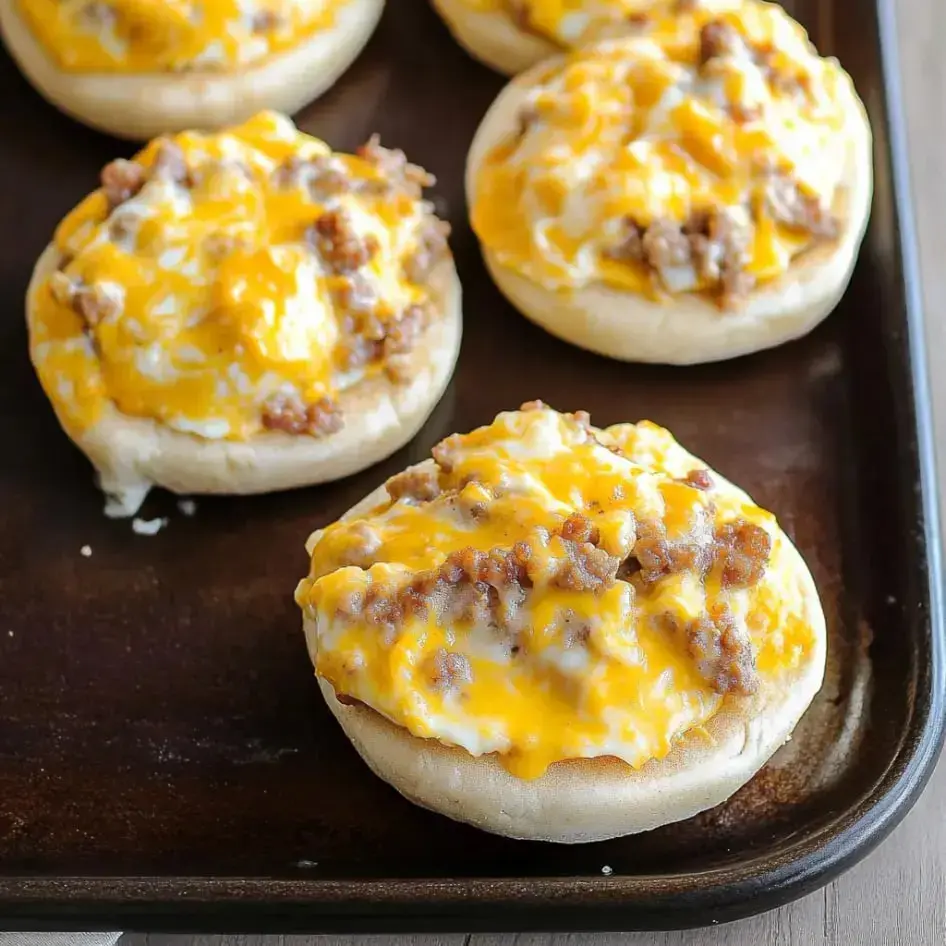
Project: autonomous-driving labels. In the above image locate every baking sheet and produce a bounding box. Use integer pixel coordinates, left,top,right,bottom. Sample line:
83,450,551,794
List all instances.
0,0,942,931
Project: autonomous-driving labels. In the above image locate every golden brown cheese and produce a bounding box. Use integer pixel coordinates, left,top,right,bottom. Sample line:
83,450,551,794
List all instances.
471,0,858,305
29,111,447,441
295,405,816,780
17,0,348,73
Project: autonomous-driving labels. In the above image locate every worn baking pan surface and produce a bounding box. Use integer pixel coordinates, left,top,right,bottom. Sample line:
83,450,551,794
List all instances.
0,0,942,932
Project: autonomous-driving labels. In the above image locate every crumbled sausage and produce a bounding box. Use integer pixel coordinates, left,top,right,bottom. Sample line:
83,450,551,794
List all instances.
632,518,714,584
261,393,343,437
383,304,428,357
714,520,772,588
364,580,404,628
101,159,145,209
550,515,620,593
754,46,812,101
685,209,754,306
357,135,435,199
559,512,600,545
403,218,451,284
334,302,430,381
608,209,754,307
273,156,352,200
642,218,693,270
307,210,380,273
681,468,714,490
605,220,644,264
386,467,441,503
382,304,429,381
762,174,839,239
699,20,746,66
439,545,532,589
551,542,619,593
336,543,529,636
425,648,473,691
671,605,759,695
519,399,546,412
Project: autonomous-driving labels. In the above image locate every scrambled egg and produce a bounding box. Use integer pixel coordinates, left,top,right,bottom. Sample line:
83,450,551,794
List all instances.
471,0,858,300
29,111,438,441
17,0,347,72
296,405,816,780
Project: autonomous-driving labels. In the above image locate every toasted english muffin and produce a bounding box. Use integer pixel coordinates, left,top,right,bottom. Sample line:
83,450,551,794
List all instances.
0,0,384,140
26,112,461,516
466,2,872,365
296,403,826,842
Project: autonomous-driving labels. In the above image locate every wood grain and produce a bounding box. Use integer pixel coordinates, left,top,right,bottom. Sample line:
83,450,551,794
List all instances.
121,1,946,942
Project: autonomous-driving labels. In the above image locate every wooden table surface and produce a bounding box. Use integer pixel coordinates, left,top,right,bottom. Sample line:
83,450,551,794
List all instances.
120,1,945,943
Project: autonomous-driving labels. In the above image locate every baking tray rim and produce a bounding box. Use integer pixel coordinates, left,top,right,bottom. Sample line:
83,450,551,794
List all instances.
0,0,943,931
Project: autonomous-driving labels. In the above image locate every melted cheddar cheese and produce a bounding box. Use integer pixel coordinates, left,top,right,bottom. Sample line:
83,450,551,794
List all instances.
29,111,444,441
471,0,858,302
17,0,348,73
466,0,673,48
295,406,817,780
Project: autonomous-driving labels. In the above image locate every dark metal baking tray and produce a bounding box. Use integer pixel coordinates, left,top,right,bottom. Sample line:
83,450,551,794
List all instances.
0,0,942,932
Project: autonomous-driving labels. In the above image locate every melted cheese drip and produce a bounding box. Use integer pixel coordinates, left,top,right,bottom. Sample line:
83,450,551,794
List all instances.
17,0,346,72
30,111,432,440
296,407,816,780
471,0,856,298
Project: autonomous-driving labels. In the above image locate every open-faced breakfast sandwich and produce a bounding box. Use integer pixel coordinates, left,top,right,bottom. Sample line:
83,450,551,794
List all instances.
0,0,384,139
466,0,872,364
296,402,826,842
26,111,461,517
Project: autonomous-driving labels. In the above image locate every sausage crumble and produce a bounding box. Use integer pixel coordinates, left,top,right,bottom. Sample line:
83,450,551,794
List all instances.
607,208,754,307
386,466,442,503
261,392,343,437
714,520,772,588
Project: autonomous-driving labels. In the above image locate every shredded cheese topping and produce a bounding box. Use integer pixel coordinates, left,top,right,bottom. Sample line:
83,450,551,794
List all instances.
296,405,816,780
466,0,677,48
17,0,349,72
29,111,448,441
471,0,860,306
